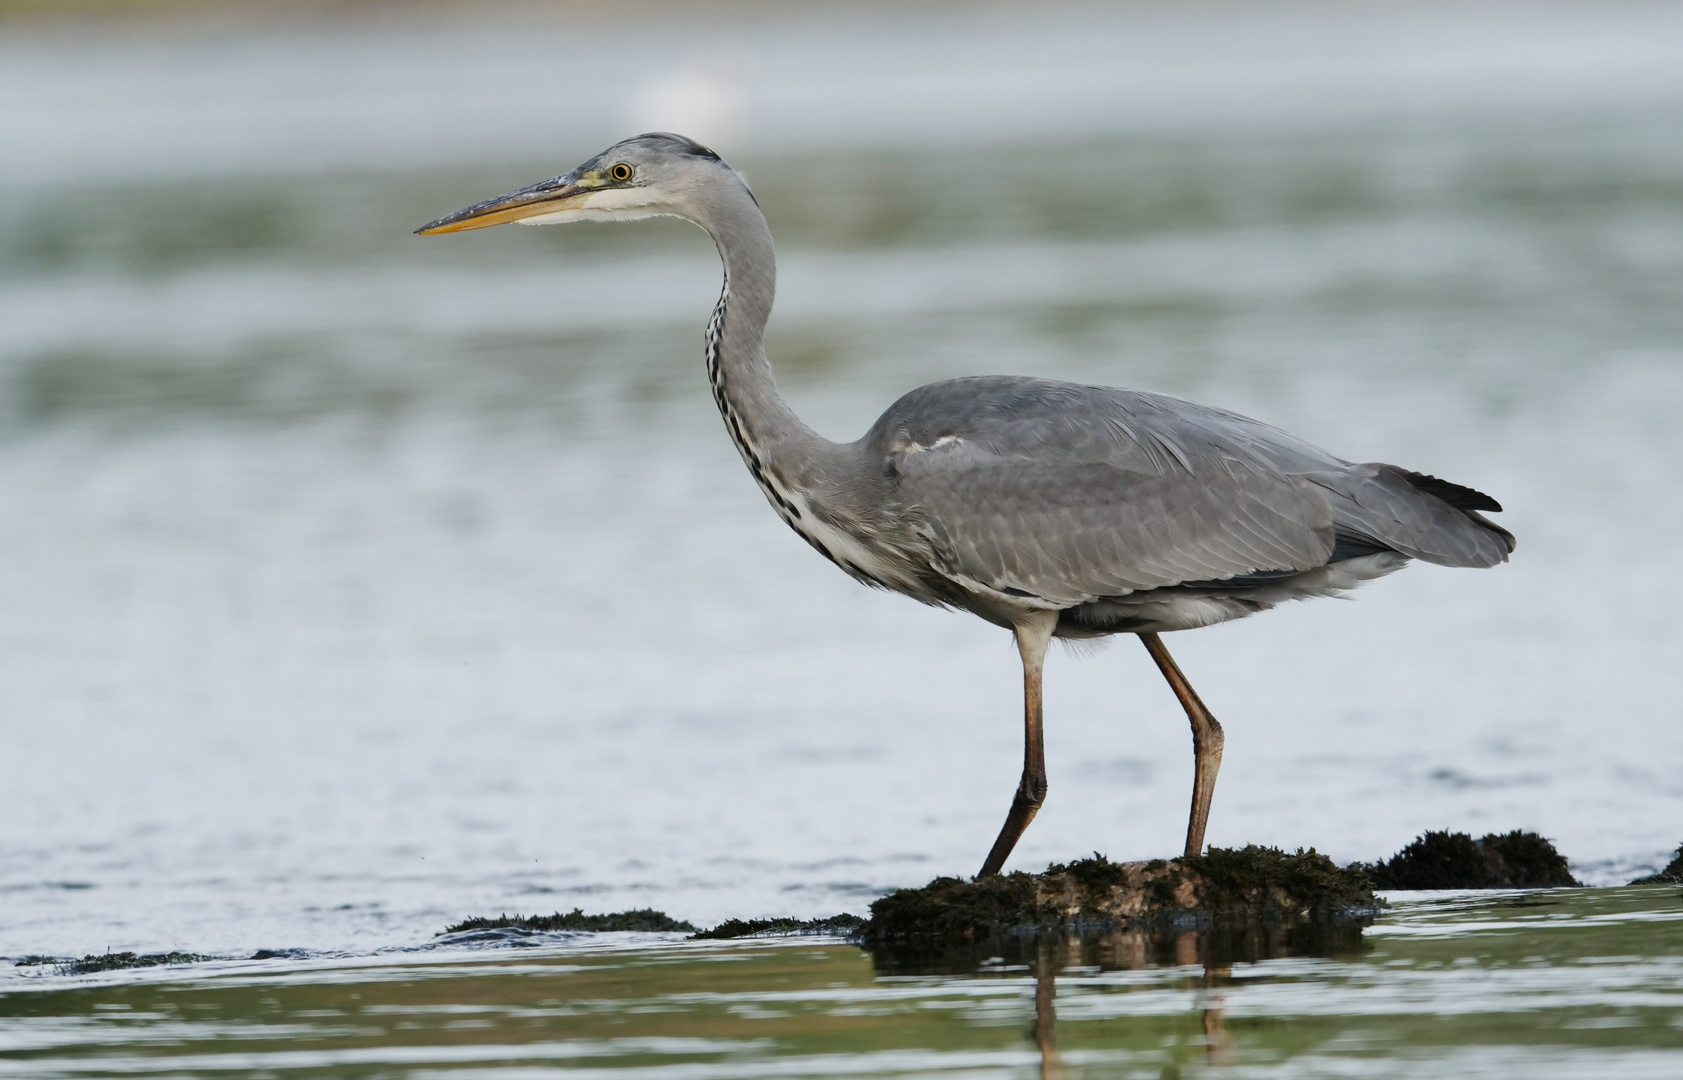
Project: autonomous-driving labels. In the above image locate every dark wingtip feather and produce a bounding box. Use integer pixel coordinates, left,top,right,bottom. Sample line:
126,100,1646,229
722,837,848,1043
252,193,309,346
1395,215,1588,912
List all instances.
1399,470,1504,513
1466,511,1517,555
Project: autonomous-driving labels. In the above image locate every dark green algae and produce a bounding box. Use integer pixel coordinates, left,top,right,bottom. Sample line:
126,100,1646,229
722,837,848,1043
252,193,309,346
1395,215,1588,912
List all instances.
1360,830,1580,889
441,908,696,935
692,914,866,940
439,910,868,941
14,951,211,976
862,847,1376,948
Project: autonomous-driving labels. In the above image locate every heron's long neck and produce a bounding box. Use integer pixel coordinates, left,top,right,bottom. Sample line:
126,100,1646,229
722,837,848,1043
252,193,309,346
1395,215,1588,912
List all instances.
696,183,834,498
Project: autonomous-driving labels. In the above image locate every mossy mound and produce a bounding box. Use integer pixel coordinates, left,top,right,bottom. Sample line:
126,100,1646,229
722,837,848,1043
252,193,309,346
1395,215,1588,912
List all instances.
55,951,209,975
440,908,695,936
691,914,865,940
1629,843,1683,885
1186,846,1378,913
1363,831,1578,889
863,847,1374,946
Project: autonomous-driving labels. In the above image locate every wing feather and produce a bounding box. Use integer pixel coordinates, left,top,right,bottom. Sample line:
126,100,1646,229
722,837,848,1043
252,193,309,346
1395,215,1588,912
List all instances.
895,445,1334,603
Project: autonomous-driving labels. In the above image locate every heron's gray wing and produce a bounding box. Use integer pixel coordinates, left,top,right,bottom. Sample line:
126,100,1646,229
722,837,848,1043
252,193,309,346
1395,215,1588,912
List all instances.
903,451,1337,602
872,378,1338,603
868,376,1510,605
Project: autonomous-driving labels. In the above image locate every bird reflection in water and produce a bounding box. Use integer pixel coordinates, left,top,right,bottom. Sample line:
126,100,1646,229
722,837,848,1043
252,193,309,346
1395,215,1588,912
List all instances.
1030,933,1235,1078
871,919,1364,1076
1198,965,1238,1068
1032,947,1062,1079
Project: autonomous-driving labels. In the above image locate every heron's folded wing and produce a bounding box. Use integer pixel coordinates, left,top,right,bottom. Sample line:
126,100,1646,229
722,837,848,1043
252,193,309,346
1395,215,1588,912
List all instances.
895,441,1335,604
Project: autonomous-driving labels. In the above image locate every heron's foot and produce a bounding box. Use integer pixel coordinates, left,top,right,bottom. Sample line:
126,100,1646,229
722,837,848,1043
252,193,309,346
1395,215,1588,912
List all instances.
979,779,1047,877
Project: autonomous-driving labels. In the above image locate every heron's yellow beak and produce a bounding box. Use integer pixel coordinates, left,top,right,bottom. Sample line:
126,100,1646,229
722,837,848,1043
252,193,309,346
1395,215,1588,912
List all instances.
415,172,594,235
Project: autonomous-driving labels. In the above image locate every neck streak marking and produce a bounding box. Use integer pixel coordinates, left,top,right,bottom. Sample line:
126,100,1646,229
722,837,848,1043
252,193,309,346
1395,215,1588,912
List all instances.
706,273,801,524
706,272,917,595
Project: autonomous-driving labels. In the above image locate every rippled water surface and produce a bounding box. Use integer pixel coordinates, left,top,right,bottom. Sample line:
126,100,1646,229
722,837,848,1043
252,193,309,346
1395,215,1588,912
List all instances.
3,4,1683,1063
5,887,1683,1077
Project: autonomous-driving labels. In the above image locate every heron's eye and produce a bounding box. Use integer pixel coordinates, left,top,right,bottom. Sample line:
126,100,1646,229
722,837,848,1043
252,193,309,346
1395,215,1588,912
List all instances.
609,162,634,183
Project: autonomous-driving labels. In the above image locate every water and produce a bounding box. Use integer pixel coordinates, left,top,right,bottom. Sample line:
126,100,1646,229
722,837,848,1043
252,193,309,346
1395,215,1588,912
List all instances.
2,1,1683,1055
5,887,1683,1077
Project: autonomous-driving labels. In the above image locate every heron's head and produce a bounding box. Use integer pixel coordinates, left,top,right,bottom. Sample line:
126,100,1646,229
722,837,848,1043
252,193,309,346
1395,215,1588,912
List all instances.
415,132,741,235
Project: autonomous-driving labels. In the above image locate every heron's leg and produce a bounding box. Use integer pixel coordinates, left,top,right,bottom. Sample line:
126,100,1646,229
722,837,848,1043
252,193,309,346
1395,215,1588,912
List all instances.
1139,632,1225,858
979,610,1059,878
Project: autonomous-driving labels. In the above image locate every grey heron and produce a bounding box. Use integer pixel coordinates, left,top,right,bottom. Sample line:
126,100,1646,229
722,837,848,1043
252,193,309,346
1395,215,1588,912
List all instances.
418,133,1513,876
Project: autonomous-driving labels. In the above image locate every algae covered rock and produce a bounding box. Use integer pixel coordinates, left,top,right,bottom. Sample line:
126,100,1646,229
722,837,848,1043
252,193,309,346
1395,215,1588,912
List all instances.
691,914,865,940
1629,843,1683,885
440,909,696,936
1187,845,1378,914
863,847,1374,945
51,951,208,975
1365,831,1578,889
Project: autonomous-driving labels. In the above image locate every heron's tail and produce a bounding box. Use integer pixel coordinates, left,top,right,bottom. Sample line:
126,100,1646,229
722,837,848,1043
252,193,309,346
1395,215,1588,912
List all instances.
1323,464,1514,569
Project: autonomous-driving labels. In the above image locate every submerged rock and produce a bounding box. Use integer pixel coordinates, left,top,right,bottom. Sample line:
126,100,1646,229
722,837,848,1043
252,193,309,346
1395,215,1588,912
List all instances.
46,951,209,975
440,908,696,935
1629,843,1683,885
691,914,866,940
862,847,1375,947
1363,830,1578,889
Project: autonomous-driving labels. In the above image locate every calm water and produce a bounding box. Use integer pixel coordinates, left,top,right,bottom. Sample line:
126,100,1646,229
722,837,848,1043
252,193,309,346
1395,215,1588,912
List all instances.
4,887,1683,1077
3,5,1683,1062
